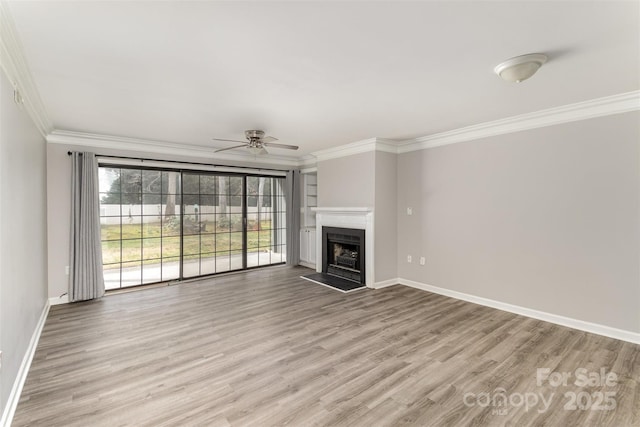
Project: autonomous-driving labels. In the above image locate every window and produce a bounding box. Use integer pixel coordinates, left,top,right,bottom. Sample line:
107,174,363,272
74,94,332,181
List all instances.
99,167,286,289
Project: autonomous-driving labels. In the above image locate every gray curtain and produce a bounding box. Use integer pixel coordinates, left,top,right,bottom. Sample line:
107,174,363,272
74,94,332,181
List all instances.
285,169,301,265
69,152,105,301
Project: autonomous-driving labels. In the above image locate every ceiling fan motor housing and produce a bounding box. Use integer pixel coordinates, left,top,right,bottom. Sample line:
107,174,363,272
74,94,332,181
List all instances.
245,130,265,140
212,130,297,153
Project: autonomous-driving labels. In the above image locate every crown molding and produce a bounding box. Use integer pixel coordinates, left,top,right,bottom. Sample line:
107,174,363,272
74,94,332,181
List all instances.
376,138,401,154
47,130,304,169
311,137,398,162
40,90,640,167
396,90,640,153
308,91,639,161
0,2,53,137
298,154,318,168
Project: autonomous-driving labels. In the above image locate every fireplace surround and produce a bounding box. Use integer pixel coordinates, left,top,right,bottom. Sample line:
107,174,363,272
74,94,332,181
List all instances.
322,226,365,284
312,207,374,287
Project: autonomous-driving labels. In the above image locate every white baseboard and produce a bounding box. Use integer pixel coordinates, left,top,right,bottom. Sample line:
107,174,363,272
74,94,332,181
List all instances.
298,261,316,269
371,278,400,289
0,300,50,427
397,278,640,345
49,294,68,305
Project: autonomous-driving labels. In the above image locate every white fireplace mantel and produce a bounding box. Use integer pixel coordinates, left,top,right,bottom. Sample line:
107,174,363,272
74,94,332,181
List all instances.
312,207,374,287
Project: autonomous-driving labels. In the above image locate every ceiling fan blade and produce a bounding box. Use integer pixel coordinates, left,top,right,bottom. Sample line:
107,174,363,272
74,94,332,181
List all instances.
214,144,247,153
261,136,279,143
263,142,299,150
212,138,247,144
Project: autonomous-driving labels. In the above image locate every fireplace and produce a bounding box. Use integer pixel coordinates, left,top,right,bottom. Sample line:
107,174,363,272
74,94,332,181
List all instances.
314,207,373,287
322,226,365,284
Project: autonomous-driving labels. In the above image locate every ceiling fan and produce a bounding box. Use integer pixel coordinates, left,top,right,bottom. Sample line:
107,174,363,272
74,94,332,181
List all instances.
212,130,298,155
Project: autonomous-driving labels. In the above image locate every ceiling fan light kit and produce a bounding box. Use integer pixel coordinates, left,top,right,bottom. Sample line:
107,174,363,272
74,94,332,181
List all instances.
212,130,299,155
248,146,268,155
494,53,547,83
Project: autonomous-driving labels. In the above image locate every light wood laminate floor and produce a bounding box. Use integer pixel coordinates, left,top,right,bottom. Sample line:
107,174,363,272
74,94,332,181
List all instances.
13,266,640,426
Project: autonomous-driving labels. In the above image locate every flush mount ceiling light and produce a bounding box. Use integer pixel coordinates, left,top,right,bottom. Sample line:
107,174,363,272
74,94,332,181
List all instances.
494,53,547,83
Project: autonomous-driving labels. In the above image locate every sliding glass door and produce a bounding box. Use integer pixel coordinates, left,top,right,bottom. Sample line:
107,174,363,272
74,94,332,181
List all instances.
246,176,287,268
99,168,183,290
99,167,286,290
181,173,245,278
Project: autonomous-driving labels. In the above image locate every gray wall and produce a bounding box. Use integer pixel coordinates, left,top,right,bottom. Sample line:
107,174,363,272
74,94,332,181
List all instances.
317,151,375,208
397,112,640,333
0,71,48,414
317,150,397,283
374,151,397,282
47,144,71,300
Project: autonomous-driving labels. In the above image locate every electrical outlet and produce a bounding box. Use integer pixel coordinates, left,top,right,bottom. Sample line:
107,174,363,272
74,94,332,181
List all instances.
420,257,426,265
407,207,412,215
407,255,412,263
65,266,70,275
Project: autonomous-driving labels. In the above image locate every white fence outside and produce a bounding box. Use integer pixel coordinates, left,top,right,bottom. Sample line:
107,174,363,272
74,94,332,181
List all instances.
100,204,277,225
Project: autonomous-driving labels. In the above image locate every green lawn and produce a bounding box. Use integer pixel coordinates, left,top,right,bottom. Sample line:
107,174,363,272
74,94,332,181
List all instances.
101,220,276,269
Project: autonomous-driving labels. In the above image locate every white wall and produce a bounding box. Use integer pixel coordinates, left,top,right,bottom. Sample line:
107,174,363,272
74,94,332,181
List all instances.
0,70,48,416
397,111,640,333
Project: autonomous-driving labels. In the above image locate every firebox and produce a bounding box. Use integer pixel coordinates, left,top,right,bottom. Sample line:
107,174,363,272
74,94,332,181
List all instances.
322,226,365,284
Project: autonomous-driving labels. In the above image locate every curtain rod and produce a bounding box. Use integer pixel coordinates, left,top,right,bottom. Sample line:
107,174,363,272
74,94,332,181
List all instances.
67,151,290,173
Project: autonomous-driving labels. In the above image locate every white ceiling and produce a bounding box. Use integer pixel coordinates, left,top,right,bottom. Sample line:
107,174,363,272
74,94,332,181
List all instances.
7,1,640,158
